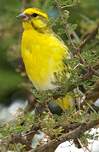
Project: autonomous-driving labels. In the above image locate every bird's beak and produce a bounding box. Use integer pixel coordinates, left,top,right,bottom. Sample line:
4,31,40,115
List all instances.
16,13,29,21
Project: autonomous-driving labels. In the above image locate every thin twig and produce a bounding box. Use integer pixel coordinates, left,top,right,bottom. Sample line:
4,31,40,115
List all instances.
55,0,77,50
76,25,99,54
33,119,99,152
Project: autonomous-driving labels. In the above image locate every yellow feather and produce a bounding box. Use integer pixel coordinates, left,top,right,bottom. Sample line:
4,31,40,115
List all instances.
20,8,72,110
22,28,69,90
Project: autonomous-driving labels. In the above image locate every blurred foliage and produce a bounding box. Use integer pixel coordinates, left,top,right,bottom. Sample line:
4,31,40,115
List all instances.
0,0,99,151
0,0,22,102
0,0,99,103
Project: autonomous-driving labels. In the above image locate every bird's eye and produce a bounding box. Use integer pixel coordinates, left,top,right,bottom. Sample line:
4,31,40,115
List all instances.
31,13,38,17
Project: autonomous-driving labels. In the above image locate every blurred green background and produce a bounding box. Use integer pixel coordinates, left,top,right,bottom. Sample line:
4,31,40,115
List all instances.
0,0,99,104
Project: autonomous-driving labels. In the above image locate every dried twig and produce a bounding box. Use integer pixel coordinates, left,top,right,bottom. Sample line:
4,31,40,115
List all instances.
32,118,99,152
54,0,99,78
81,80,99,108
55,0,77,50
76,25,99,54
8,124,40,151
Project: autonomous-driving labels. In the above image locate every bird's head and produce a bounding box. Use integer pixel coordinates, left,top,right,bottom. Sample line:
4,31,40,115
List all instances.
18,8,49,30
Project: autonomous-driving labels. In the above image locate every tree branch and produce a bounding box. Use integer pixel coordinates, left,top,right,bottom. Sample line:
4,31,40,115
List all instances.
76,25,99,54
33,118,99,152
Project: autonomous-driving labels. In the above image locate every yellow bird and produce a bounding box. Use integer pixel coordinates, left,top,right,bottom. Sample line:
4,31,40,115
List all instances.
18,8,73,110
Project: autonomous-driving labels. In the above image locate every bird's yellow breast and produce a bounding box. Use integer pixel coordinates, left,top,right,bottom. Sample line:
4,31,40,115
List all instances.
21,28,69,90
